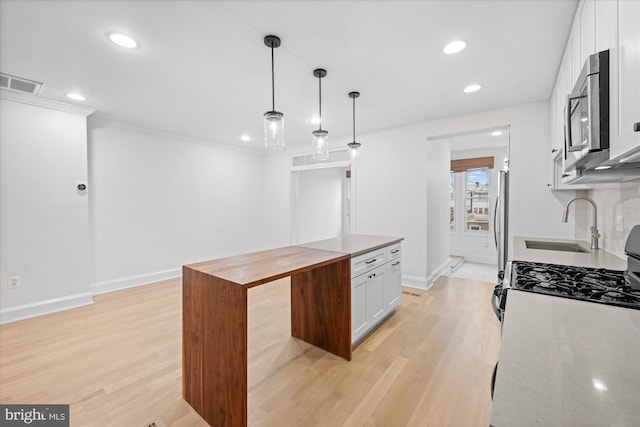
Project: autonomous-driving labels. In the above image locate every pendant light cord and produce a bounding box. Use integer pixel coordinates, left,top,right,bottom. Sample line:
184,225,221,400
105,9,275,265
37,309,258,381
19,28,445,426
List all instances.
318,75,323,131
271,46,275,111
352,96,356,142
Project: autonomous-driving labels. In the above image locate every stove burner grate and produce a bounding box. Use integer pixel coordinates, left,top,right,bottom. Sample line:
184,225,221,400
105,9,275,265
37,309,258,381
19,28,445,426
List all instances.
510,261,640,310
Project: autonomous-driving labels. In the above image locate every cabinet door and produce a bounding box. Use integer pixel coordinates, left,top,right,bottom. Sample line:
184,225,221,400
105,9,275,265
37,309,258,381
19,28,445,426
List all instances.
351,274,368,342
580,0,596,63
610,0,640,161
596,0,617,52
385,259,402,309
569,19,581,88
367,266,386,323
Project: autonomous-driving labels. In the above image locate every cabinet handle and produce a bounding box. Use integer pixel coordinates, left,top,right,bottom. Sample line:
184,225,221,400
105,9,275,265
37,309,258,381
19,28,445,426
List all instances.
390,249,399,254
634,122,640,132
551,148,558,153
562,173,569,178
365,259,377,264
392,262,400,266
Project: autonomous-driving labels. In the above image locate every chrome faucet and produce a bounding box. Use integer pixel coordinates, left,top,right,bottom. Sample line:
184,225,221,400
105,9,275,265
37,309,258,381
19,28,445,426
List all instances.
562,197,600,249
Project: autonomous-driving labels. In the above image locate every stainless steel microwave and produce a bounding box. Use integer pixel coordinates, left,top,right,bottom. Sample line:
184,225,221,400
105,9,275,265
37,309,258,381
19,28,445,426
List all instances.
564,49,610,171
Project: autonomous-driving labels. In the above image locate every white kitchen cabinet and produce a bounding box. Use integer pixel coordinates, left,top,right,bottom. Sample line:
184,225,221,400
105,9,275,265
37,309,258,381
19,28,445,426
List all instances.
610,0,640,162
367,265,386,323
351,273,368,340
351,242,402,344
385,259,402,309
595,0,617,52
569,19,581,88
580,0,596,63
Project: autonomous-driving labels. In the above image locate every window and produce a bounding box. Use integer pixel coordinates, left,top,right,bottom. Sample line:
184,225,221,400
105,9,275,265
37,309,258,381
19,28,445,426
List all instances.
465,168,490,231
449,156,494,234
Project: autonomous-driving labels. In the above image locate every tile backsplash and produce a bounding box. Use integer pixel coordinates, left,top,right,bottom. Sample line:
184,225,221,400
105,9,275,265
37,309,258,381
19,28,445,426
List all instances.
575,179,640,259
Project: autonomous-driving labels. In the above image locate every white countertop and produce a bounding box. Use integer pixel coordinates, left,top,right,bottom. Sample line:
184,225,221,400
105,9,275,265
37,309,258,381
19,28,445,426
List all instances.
490,290,640,427
298,234,403,257
512,236,627,270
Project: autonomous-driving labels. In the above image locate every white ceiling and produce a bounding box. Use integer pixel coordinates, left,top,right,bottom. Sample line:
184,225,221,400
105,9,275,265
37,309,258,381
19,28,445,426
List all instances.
0,0,577,151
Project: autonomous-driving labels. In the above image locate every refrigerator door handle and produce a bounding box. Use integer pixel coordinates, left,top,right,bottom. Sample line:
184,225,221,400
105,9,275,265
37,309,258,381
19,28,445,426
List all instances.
493,196,499,248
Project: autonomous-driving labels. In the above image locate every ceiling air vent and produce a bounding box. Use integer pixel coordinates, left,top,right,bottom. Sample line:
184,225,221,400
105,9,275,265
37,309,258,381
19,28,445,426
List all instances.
0,73,43,95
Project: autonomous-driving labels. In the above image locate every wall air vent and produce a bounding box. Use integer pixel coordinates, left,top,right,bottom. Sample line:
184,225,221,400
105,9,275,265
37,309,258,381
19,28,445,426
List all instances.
0,73,43,95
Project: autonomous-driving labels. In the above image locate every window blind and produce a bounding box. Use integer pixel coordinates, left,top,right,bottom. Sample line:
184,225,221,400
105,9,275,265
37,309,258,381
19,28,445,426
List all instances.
450,156,494,172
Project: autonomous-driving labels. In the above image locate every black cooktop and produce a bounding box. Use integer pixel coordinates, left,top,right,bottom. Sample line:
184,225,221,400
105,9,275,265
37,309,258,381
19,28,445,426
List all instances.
510,261,640,310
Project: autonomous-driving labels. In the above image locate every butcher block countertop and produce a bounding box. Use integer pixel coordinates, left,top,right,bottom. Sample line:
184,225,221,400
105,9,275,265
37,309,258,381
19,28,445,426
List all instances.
512,236,626,270
299,234,403,257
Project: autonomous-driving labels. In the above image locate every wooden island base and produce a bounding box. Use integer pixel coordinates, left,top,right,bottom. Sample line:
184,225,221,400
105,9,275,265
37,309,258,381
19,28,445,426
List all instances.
182,246,351,427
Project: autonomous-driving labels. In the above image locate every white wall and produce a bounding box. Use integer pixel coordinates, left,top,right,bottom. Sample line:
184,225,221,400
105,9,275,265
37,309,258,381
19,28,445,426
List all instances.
262,101,571,288
0,100,92,320
508,118,576,251
293,167,346,244
426,140,451,283
88,118,266,292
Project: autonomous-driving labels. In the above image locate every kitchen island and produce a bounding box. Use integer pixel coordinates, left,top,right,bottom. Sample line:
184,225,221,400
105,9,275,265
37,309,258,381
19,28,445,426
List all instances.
182,234,402,427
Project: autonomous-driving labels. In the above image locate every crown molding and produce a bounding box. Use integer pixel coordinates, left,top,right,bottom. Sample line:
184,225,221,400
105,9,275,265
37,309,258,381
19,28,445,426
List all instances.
0,89,95,117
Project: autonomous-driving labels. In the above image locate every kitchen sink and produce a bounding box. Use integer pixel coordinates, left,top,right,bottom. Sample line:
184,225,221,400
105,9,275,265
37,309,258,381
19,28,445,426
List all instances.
525,240,590,253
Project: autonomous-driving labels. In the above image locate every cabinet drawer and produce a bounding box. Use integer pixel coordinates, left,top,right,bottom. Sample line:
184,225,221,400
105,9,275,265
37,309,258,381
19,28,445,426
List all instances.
351,248,387,278
386,243,401,261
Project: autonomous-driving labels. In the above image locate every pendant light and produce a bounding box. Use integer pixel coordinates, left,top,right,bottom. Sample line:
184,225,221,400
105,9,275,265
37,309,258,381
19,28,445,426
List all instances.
312,68,329,160
347,91,361,159
264,35,284,150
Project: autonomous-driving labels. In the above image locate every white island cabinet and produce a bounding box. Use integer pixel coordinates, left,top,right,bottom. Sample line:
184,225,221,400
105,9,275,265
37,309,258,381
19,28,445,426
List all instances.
299,234,403,344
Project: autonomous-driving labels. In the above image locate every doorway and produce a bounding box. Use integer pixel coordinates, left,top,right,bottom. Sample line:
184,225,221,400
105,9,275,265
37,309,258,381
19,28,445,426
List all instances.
290,152,355,244
428,126,510,280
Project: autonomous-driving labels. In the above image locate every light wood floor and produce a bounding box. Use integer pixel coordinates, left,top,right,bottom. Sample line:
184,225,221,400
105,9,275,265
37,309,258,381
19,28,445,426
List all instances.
0,275,500,426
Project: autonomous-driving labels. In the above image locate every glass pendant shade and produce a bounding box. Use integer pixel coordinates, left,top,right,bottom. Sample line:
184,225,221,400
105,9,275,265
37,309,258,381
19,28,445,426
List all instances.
264,110,284,150
312,129,329,160
348,141,361,160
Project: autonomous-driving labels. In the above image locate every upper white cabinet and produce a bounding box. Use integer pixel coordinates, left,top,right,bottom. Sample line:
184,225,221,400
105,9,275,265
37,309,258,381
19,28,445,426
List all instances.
595,0,617,51
547,0,640,186
580,0,596,64
610,0,640,161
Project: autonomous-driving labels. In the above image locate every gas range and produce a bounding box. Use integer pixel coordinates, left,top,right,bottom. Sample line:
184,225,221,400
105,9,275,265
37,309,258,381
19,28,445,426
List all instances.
492,226,640,320
506,260,640,310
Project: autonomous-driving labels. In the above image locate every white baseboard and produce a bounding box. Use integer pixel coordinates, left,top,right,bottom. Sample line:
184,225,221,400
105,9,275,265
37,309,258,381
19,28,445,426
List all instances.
0,292,94,325
91,268,182,295
426,259,453,289
402,274,429,290
462,255,495,265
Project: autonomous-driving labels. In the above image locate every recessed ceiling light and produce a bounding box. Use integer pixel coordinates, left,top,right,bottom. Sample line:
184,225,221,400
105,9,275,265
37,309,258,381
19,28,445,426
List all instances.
443,40,466,54
464,84,481,93
307,116,321,125
594,165,611,170
240,134,251,142
108,33,138,49
491,130,503,136
66,93,86,101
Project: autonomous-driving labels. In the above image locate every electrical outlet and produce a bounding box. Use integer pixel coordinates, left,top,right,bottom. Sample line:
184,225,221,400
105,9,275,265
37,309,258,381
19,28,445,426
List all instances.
8,276,21,289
